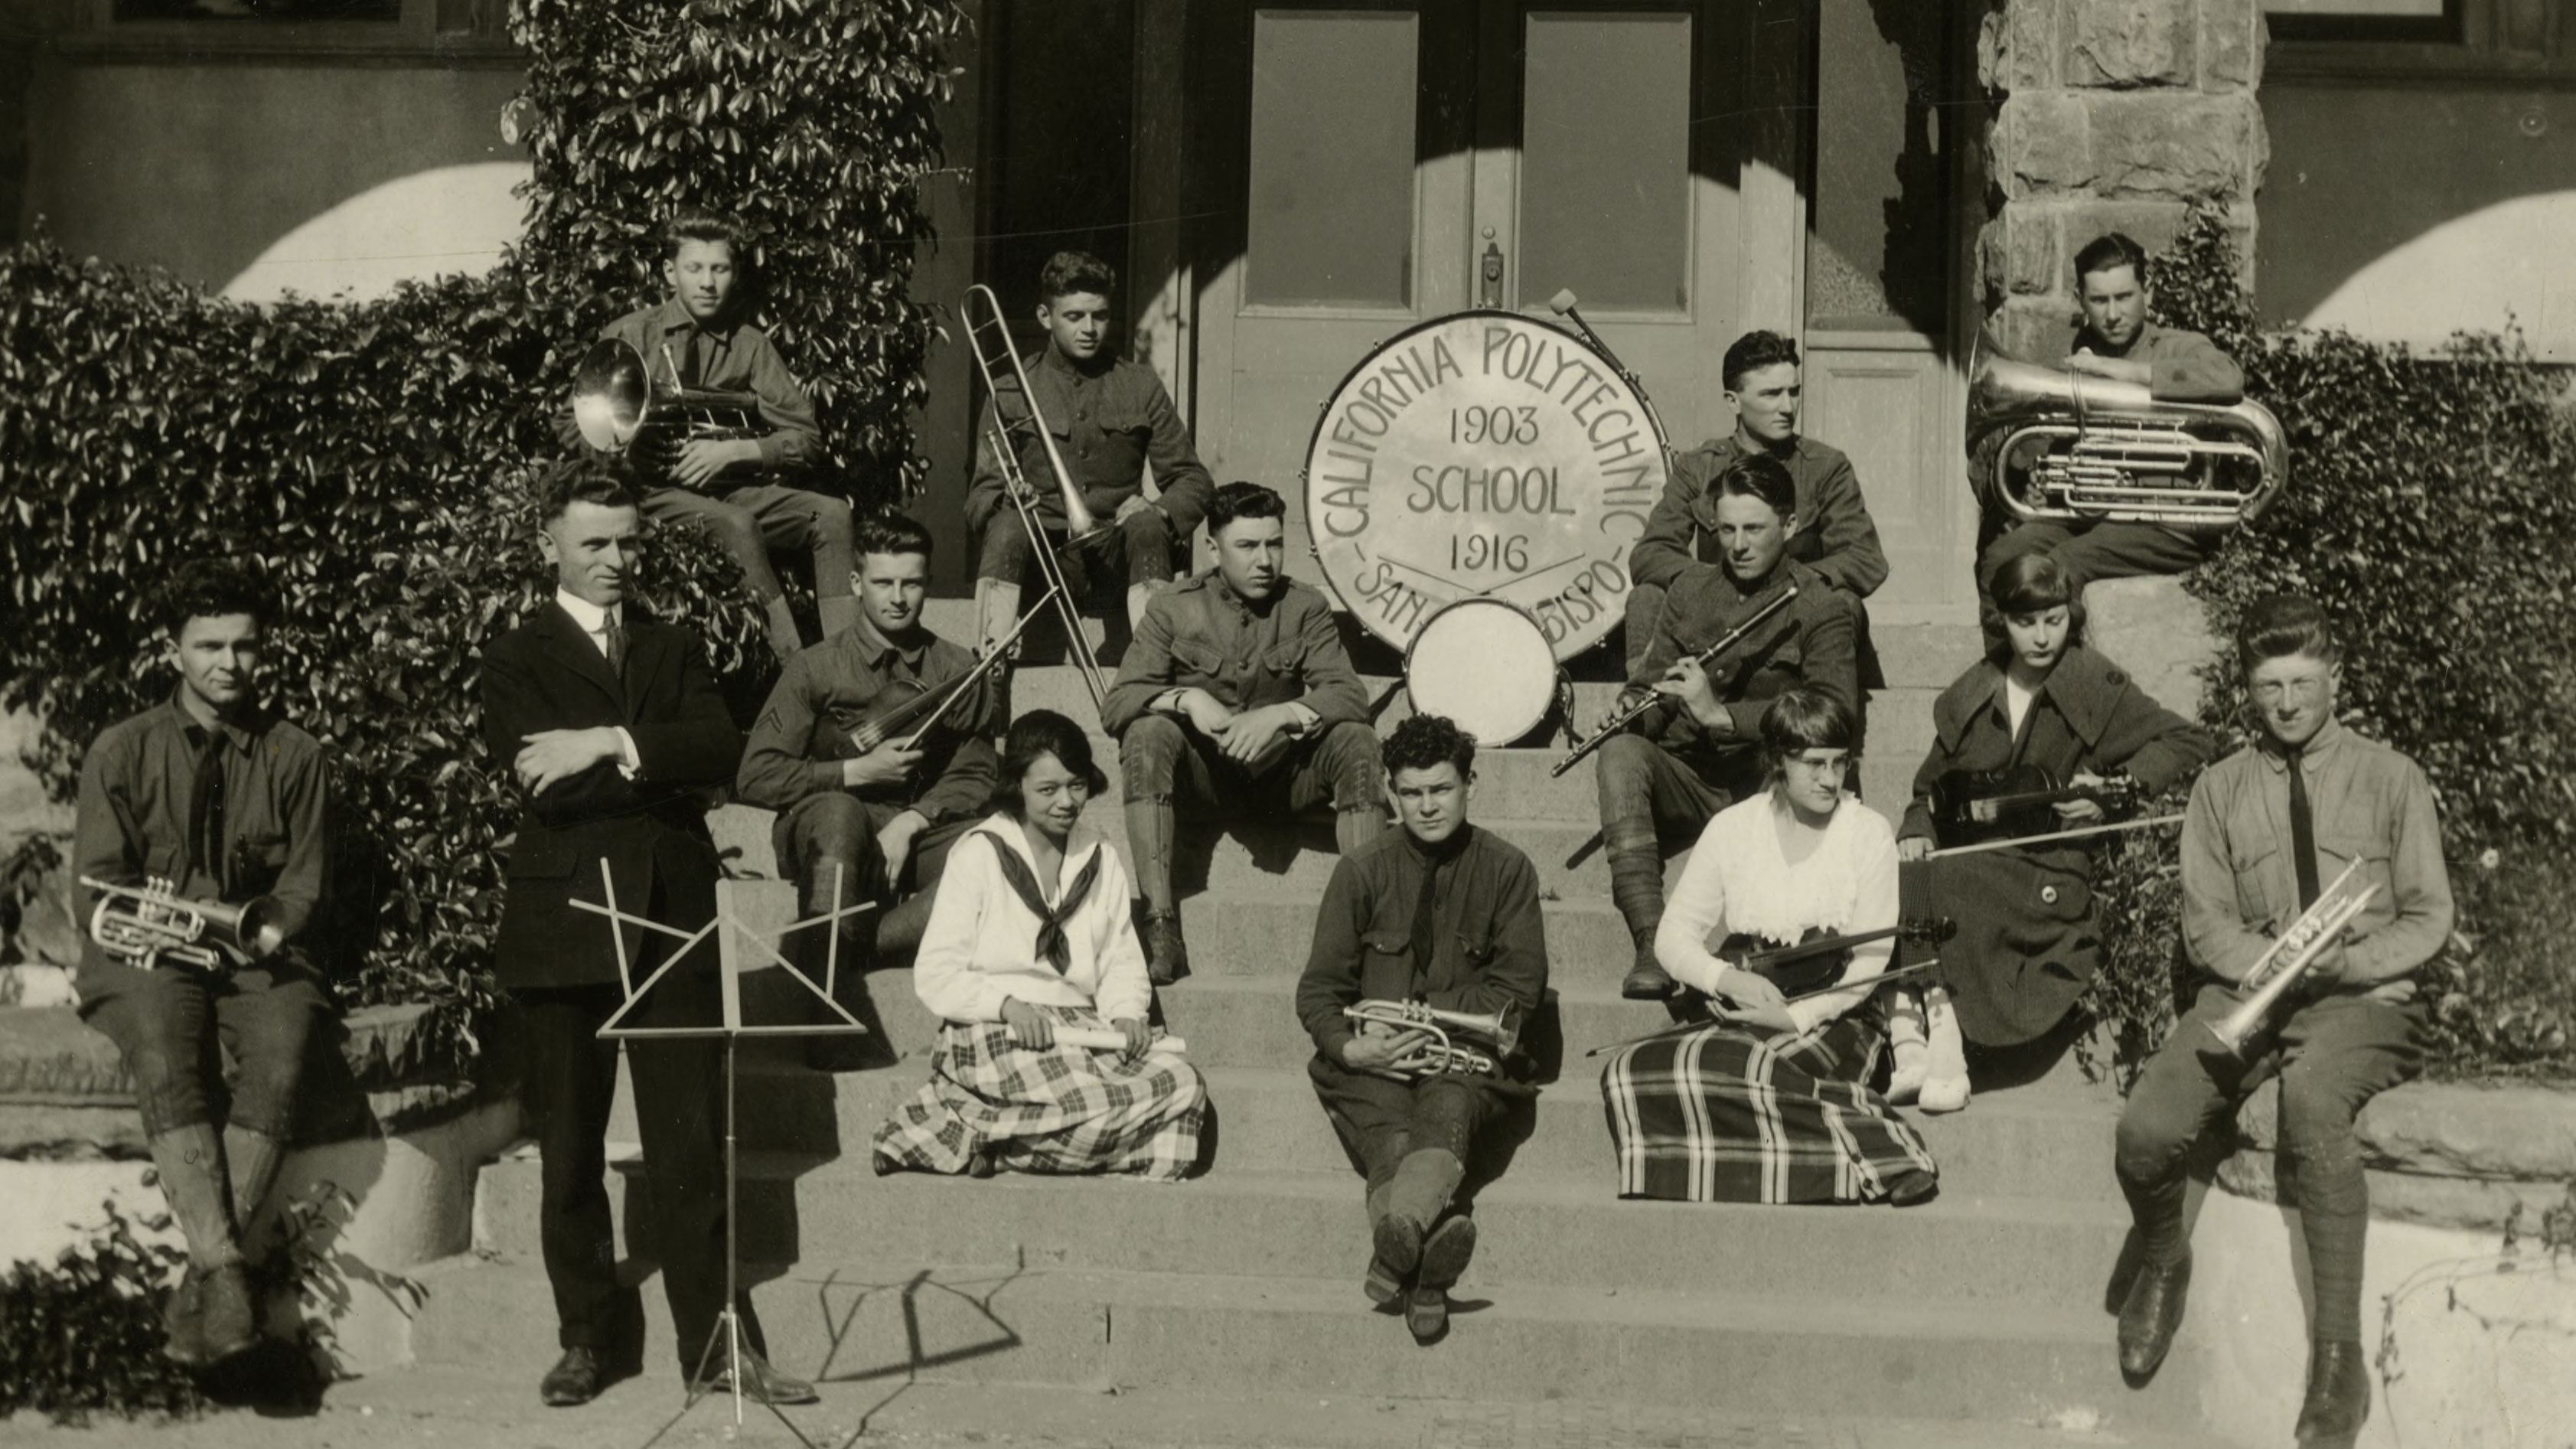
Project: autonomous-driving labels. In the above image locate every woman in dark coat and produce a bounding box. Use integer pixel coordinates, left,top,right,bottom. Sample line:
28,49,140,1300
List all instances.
1891,553,2216,1111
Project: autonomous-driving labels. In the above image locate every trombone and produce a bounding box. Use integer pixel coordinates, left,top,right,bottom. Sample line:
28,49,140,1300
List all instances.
960,283,1111,713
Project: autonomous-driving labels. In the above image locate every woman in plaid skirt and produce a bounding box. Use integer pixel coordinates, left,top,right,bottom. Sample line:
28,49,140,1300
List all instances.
871,710,1207,1180
1598,687,1938,1206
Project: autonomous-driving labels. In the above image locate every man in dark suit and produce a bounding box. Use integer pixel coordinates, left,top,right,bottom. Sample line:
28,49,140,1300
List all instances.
483,459,817,1408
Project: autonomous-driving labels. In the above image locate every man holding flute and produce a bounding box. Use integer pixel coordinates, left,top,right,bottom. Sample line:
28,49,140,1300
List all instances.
1294,714,1550,1346
2111,594,2453,1449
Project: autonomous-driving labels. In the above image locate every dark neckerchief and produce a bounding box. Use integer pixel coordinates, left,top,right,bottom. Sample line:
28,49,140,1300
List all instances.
980,829,1101,976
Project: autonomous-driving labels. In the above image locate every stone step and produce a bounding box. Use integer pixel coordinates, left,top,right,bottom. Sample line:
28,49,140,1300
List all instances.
406,1255,2199,1431
475,1150,2136,1308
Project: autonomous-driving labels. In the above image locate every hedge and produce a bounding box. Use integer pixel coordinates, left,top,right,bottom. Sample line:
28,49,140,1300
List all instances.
2077,209,2576,1082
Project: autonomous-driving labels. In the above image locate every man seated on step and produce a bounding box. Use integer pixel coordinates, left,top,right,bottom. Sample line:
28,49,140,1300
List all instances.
71,558,335,1370
2111,595,2450,1449
735,512,1002,1066
1294,713,1549,1346
967,249,1215,658
559,204,853,664
1593,452,1859,1002
1624,328,1888,681
1975,231,2247,599
1103,481,1385,985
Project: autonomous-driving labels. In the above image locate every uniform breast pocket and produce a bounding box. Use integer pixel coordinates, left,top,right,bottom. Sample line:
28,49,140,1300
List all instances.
231,831,292,891
2317,834,2394,924
1171,638,1227,684
2229,837,2285,927
1456,934,1498,970
1263,643,1306,685
1358,930,1416,1001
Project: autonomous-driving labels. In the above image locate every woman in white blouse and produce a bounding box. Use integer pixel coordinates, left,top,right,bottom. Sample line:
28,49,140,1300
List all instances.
871,710,1206,1180
1599,687,1939,1206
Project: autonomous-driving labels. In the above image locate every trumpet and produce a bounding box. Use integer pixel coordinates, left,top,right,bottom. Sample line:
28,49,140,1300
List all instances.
2202,860,2379,1057
569,338,764,485
1967,332,2287,533
1551,585,1799,777
960,282,1110,712
1344,1000,1521,1079
81,876,285,974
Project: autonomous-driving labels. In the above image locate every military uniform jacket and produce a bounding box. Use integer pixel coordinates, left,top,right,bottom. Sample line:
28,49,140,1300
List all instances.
966,347,1215,540
1628,559,1856,763
734,615,1000,826
1629,435,1890,599
1100,575,1371,738
482,603,744,991
2074,321,2245,404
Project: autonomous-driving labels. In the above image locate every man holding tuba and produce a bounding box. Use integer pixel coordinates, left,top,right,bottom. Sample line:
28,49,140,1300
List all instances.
2111,596,2452,1449
71,560,336,1369
1294,715,1549,1346
967,250,1215,659
1976,231,2250,596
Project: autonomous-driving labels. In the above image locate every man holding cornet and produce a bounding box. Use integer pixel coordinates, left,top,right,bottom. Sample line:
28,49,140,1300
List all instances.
2111,595,2452,1449
1294,715,1549,1346
72,560,335,1370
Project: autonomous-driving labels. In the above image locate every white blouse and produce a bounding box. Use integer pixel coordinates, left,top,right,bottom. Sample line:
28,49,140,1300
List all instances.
911,814,1153,1028
1654,791,1902,1034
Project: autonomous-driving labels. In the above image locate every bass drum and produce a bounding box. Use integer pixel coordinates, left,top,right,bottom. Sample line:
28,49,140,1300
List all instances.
1403,596,1561,746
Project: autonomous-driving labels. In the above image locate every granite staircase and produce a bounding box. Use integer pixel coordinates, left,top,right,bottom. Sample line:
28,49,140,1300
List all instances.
404,605,2212,1438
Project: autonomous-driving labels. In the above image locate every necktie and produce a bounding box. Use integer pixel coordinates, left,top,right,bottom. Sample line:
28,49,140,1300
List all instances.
1407,847,1445,980
602,612,628,676
184,727,227,891
2286,745,2320,910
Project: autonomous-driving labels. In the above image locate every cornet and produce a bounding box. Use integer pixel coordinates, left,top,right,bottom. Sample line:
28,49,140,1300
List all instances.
1967,331,2287,532
2201,860,2379,1057
960,282,1110,712
1344,1000,1521,1079
81,876,285,974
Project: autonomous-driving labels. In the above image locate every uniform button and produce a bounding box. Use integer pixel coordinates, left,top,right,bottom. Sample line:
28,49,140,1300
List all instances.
2040,885,2060,905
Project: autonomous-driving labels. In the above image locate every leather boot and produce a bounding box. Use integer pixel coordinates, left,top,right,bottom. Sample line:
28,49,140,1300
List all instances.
1361,1183,1403,1304
1379,1147,1465,1274
974,578,1024,660
2294,1339,2370,1447
762,596,805,664
222,1125,287,1274
1883,987,1929,1105
2116,1248,2192,1382
1918,984,1970,1114
1142,912,1189,987
816,592,861,641
872,889,938,963
1621,937,1676,1001
1334,806,1385,859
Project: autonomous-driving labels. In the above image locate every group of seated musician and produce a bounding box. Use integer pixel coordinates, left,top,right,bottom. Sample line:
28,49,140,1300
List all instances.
67,204,2444,1445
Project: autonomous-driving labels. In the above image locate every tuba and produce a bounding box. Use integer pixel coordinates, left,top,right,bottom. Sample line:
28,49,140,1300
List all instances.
569,337,763,485
1966,331,2288,533
81,876,285,974
1342,1000,1521,1079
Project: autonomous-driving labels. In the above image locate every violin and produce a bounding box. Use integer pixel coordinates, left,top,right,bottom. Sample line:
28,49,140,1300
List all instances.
807,663,999,765
1708,917,1955,999
1928,765,2140,849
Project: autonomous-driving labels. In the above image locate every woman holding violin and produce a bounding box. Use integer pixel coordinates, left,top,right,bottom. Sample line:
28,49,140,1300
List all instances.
1599,687,1938,1206
1890,552,2216,1111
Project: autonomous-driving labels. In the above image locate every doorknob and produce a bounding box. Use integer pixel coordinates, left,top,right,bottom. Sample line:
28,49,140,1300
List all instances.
1480,240,1505,309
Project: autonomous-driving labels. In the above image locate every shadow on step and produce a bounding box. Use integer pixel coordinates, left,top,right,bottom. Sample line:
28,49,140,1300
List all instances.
807,1264,1034,1388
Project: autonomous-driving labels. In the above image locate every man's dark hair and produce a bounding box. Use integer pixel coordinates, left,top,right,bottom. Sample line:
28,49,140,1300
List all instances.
1987,551,2087,654
2236,592,2341,671
1759,685,1857,759
1384,714,1475,779
1722,329,1802,393
853,513,934,563
1709,452,1798,520
1206,481,1286,537
536,457,641,525
158,558,273,635
1039,250,1117,305
664,206,755,264
2073,231,2151,289
993,709,1108,816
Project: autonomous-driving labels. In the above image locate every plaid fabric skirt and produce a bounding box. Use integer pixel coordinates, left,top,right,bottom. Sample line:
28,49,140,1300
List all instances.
869,1004,1207,1182
1599,1016,1936,1205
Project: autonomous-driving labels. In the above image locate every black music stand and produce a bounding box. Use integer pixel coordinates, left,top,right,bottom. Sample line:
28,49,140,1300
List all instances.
574,861,874,1447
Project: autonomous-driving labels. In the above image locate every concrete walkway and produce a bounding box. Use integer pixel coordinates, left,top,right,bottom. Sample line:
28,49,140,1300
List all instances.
0,1369,2219,1449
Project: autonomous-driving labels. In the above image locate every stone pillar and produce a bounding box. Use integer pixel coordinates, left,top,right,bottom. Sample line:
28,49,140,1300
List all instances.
1975,0,2268,359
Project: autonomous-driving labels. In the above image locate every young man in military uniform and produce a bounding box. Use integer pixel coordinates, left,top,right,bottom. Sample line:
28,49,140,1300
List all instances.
1102,481,1384,984
967,250,1215,658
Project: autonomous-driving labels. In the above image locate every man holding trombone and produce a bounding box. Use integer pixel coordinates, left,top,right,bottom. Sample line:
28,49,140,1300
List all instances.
1294,715,1550,1346
72,560,334,1370
966,250,1215,664
2111,594,2452,1449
